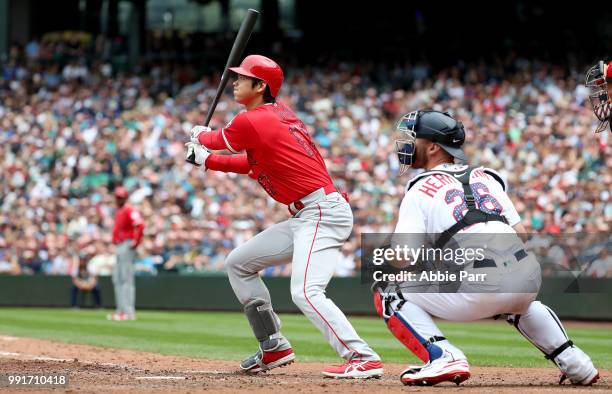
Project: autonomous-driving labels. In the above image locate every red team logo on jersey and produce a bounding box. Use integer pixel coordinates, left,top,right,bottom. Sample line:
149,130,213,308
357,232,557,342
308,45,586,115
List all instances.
273,103,315,157
258,173,276,197
289,124,315,157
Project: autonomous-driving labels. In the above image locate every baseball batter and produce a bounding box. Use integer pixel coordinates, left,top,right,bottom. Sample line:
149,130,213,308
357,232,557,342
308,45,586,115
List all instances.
373,110,599,386
185,55,383,378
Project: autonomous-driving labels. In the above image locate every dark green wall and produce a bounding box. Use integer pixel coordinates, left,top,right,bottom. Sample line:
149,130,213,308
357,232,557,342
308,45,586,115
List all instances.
0,275,610,320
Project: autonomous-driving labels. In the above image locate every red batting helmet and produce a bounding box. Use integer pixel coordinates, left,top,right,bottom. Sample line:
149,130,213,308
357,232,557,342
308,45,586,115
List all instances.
114,186,129,198
229,55,284,97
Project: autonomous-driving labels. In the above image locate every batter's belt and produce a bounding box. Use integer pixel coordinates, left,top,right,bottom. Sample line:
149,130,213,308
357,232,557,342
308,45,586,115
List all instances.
288,184,347,216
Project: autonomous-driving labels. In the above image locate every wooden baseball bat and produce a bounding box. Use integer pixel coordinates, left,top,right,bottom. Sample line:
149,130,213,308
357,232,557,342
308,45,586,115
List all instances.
186,8,260,164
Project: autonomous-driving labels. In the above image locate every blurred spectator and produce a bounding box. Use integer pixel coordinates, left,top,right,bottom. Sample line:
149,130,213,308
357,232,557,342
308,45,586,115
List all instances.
88,240,116,276
585,247,612,278
0,40,610,278
71,256,101,308
0,249,21,275
335,243,358,277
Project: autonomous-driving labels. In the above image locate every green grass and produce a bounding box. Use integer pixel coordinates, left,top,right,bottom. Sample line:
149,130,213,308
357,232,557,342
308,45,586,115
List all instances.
0,308,610,369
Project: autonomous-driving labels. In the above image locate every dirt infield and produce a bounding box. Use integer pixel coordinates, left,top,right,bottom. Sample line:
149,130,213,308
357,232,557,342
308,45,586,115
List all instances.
0,337,609,393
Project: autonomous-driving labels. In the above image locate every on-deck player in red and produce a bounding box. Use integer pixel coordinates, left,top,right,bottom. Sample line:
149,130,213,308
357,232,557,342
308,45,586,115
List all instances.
109,186,144,321
185,54,383,378
112,191,144,247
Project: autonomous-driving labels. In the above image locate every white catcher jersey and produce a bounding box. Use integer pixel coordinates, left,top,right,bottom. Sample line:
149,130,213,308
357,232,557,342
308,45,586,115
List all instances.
395,163,521,244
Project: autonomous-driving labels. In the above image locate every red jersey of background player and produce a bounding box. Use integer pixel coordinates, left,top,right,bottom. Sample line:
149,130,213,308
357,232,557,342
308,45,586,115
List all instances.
199,101,334,205
112,204,144,246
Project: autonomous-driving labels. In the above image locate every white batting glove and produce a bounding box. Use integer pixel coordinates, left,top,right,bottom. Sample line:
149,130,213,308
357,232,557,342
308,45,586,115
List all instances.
190,125,211,144
185,142,211,167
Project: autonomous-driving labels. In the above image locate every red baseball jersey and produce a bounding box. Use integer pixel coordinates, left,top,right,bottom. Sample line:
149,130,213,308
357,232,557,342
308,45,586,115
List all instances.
200,102,334,204
112,204,145,246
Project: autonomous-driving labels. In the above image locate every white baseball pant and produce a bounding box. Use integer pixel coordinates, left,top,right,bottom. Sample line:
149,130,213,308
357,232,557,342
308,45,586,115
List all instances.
113,240,136,315
225,191,379,361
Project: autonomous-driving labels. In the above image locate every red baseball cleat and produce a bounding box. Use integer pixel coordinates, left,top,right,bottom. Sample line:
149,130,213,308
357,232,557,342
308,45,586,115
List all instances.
322,360,384,379
240,340,295,374
106,312,126,321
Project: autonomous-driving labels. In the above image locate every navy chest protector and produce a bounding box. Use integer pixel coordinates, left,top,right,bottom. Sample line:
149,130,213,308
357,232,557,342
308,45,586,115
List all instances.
407,166,509,249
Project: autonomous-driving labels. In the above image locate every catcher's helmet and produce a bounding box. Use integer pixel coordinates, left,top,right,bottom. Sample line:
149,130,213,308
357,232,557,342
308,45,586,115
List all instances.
395,110,466,175
585,60,612,133
229,55,284,97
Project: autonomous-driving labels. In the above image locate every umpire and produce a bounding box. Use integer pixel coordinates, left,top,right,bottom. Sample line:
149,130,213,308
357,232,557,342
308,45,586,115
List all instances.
108,186,144,321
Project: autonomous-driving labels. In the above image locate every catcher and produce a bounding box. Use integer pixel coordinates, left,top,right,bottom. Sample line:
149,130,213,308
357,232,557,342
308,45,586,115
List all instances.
373,110,598,386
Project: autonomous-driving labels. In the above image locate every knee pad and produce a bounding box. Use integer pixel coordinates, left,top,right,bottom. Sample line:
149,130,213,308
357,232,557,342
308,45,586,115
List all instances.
507,301,569,357
373,288,401,320
508,304,598,384
374,290,445,363
386,311,445,363
387,314,431,363
373,292,384,318
244,298,280,342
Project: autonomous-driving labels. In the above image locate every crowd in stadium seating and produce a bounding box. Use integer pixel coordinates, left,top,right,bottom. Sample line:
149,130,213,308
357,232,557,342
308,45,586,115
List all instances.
0,37,610,278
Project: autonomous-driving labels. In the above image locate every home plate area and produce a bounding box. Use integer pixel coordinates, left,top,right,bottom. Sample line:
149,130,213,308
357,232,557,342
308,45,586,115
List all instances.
0,337,609,393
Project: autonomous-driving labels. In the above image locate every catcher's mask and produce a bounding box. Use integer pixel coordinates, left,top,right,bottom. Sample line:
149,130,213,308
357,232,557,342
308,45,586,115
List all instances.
395,111,418,175
585,61,611,133
395,110,466,175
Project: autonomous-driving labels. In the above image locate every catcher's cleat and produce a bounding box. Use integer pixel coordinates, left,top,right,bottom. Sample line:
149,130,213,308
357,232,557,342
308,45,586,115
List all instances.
559,371,599,386
400,351,470,386
321,360,384,379
553,343,599,385
240,338,295,374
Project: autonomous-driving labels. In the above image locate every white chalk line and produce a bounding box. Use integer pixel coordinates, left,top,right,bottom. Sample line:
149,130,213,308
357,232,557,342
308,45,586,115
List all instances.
0,350,132,370
33,356,73,362
0,336,18,341
0,351,232,379
182,369,225,374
